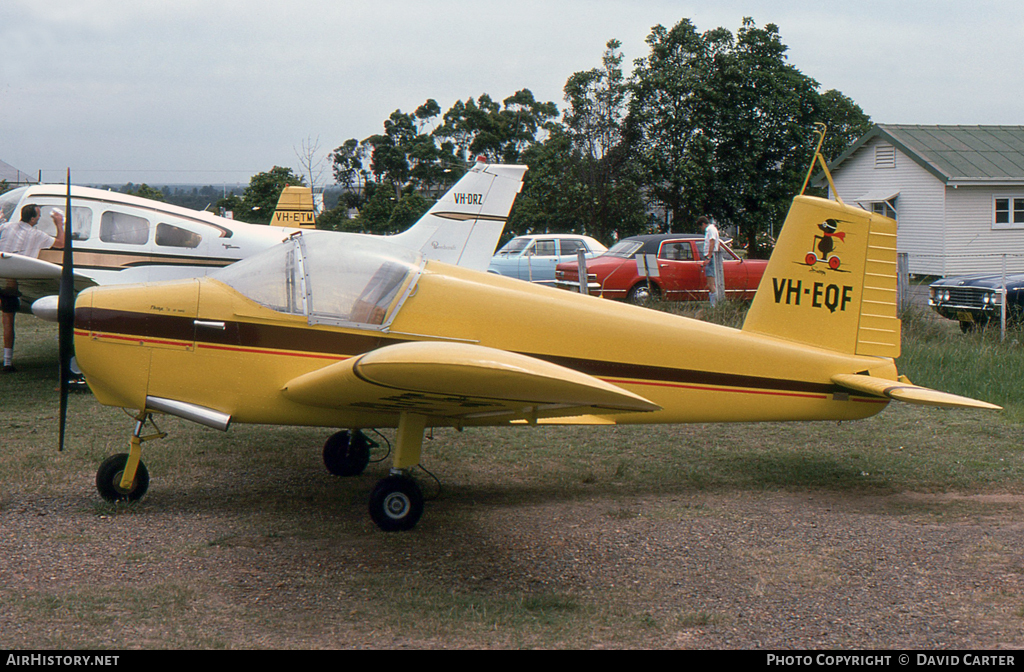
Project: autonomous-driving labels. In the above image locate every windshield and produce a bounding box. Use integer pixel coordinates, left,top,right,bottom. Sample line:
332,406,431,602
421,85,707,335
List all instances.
213,232,423,328
605,240,644,258
0,187,27,224
496,237,531,255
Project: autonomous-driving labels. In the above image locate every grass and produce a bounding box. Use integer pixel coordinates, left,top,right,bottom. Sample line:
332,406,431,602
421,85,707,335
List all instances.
2,309,1024,648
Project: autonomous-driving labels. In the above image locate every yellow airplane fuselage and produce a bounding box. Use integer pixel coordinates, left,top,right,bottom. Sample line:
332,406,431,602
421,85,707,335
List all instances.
74,259,894,430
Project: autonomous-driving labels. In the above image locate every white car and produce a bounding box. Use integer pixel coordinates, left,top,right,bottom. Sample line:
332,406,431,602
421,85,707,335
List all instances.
487,234,606,286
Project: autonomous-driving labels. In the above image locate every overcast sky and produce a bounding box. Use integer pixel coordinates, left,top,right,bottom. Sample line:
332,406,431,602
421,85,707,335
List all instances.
2,0,1022,186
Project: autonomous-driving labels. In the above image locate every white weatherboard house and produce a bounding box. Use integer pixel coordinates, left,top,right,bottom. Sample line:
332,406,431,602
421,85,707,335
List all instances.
825,125,1024,277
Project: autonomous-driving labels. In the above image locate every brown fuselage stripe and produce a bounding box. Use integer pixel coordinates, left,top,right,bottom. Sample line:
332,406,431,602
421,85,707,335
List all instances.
40,248,239,271
76,307,872,399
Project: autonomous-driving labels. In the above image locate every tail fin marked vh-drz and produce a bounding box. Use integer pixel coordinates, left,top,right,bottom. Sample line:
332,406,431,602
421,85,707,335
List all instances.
388,158,527,272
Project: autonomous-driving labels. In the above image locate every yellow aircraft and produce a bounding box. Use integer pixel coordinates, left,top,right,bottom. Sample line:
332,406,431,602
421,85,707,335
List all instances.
61,146,1000,531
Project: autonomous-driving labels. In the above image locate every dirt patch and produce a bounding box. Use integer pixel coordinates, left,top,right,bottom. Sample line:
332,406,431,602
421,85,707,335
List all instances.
3,482,1024,649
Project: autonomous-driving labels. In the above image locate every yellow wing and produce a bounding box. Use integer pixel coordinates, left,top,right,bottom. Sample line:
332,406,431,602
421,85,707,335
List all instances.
281,341,661,422
832,373,1001,410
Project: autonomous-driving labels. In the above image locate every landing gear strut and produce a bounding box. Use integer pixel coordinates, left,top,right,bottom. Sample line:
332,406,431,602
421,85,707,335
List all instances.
96,411,165,503
368,412,427,532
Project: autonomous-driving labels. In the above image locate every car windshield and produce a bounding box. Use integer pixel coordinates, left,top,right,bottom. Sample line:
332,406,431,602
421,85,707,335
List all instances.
212,232,422,327
605,240,644,258
496,237,531,255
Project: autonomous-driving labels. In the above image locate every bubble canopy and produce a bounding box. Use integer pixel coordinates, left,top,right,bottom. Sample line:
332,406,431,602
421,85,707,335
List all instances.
211,232,424,328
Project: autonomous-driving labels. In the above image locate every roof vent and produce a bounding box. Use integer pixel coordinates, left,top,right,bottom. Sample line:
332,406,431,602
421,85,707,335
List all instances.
875,144,896,169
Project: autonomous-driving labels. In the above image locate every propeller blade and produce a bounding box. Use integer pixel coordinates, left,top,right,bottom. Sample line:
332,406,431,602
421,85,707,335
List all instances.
58,169,74,451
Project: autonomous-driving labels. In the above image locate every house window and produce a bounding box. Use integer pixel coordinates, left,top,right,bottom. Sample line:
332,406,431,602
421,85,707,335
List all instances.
871,199,897,220
993,196,1024,229
874,144,896,169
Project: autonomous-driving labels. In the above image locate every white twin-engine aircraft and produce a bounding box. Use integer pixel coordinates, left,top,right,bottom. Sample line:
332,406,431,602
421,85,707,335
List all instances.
0,158,527,317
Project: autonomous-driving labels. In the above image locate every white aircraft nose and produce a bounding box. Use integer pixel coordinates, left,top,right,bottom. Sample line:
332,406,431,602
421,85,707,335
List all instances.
31,295,60,322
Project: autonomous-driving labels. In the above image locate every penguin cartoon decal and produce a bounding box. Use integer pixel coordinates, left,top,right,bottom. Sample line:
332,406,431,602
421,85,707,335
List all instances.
805,218,847,270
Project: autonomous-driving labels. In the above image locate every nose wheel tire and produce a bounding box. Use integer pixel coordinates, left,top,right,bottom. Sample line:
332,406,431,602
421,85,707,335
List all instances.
96,453,149,502
369,475,424,532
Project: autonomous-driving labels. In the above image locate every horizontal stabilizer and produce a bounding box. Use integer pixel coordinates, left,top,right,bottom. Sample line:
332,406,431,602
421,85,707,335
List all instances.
282,341,660,420
832,373,1001,410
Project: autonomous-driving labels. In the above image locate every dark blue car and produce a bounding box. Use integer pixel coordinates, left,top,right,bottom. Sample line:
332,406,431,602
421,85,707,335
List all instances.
929,273,1024,331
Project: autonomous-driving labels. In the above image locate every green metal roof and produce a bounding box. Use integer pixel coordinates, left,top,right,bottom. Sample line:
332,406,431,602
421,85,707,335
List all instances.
829,125,1024,185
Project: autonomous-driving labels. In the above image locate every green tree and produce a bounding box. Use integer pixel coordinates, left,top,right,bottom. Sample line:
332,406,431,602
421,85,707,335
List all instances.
331,138,370,203
434,90,558,164
560,39,646,242
816,89,872,163
629,18,868,256
224,166,305,225
121,183,166,201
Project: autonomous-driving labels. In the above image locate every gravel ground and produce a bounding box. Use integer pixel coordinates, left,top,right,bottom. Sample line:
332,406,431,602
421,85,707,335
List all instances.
2,480,1024,649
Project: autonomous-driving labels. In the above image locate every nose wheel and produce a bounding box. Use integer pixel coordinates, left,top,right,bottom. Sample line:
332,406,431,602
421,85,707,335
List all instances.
96,411,164,503
96,453,150,502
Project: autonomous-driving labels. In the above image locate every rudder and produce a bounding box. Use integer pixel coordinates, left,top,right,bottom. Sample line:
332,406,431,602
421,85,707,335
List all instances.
742,195,900,358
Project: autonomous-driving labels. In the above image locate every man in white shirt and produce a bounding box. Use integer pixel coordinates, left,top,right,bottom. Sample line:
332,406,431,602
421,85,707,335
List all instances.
699,216,724,306
0,203,65,372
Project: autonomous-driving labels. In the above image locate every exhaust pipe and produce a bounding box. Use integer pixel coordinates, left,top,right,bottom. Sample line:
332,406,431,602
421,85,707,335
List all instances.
145,396,231,431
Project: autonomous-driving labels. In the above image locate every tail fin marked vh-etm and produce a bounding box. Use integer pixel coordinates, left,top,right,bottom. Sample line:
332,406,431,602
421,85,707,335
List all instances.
389,157,528,272
742,195,901,358
270,186,317,229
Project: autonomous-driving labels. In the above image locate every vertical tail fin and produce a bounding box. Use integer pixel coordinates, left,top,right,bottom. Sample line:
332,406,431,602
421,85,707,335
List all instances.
388,159,527,271
270,186,317,229
742,195,901,358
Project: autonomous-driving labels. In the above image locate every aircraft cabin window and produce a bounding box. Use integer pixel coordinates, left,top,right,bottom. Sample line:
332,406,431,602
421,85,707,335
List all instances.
212,234,423,328
100,211,149,245
213,241,305,315
156,222,202,248
302,236,421,326
0,187,25,223
37,205,93,241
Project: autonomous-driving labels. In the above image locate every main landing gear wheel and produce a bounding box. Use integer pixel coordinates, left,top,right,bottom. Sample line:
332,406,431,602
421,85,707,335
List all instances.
369,475,424,532
323,430,372,477
96,453,150,502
